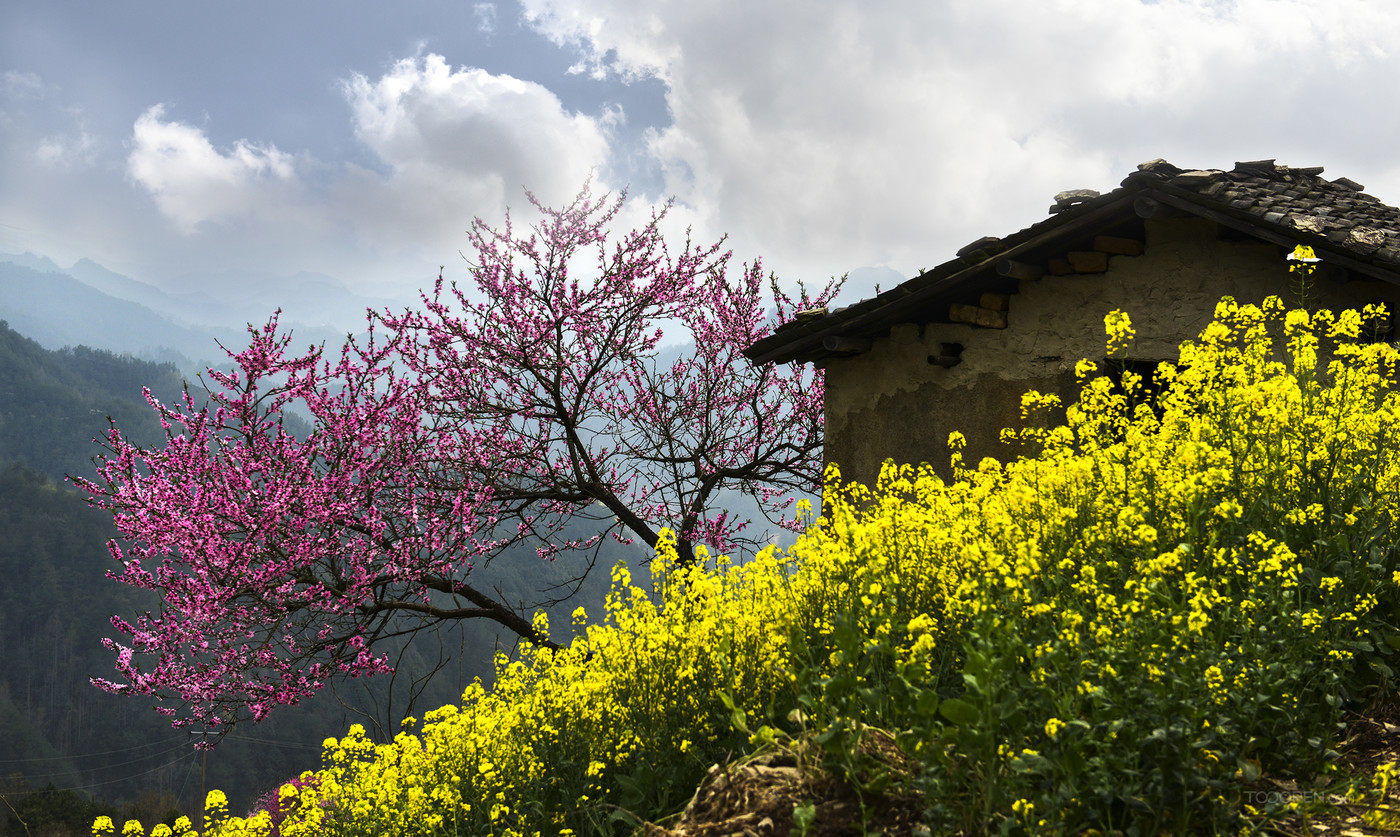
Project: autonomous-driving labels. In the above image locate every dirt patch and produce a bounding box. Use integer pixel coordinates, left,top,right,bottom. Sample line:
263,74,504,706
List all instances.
644,731,925,837
1245,699,1400,836
645,701,1400,836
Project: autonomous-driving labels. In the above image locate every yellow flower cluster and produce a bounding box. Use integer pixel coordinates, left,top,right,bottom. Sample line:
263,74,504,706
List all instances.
95,295,1400,835
139,527,815,837
93,815,196,837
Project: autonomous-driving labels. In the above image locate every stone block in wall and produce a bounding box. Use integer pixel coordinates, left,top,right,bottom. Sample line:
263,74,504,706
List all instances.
949,303,1008,329
1068,251,1110,273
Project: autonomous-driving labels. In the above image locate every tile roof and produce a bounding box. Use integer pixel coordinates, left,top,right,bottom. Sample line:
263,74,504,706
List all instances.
746,159,1400,366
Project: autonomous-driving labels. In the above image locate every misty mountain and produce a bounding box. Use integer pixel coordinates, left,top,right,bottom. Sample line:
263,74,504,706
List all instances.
0,252,67,275
3,252,407,333
66,257,192,319
166,267,404,331
0,257,363,373
0,260,243,369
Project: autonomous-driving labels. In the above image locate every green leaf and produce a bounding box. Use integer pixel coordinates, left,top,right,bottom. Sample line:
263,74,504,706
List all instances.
815,720,851,753
731,707,749,733
939,697,980,726
1236,757,1261,782
614,772,647,809
1061,745,1085,776
791,800,816,835
1011,750,1052,774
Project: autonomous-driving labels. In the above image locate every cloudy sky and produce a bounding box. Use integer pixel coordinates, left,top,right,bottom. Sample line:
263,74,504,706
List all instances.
4,0,1400,312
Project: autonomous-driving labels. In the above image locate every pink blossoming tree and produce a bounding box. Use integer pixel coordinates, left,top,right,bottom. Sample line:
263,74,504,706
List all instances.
78,184,838,735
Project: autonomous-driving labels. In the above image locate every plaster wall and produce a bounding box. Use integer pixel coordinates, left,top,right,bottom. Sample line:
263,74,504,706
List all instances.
823,217,1400,488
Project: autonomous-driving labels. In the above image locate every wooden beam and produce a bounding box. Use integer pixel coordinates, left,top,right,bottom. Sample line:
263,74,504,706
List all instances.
995,259,1044,281
1047,258,1073,275
821,335,872,354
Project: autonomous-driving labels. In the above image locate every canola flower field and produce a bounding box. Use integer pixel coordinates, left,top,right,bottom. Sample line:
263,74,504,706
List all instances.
95,297,1400,835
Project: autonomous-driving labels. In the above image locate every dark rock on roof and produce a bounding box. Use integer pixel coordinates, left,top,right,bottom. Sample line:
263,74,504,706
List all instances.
1050,189,1101,214
747,159,1400,366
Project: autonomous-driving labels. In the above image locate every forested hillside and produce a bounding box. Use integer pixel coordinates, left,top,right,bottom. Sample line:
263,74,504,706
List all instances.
0,320,186,483
0,322,632,832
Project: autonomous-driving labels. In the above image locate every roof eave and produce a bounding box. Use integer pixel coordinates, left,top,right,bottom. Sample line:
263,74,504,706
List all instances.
744,189,1144,366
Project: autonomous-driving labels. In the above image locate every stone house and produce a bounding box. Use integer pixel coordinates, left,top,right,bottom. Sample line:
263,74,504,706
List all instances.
744,159,1400,488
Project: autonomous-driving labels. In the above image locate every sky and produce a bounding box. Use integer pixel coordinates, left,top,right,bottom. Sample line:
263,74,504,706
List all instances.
4,0,1400,315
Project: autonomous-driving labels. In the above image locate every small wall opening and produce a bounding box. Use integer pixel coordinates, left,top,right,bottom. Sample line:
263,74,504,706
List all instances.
928,342,964,368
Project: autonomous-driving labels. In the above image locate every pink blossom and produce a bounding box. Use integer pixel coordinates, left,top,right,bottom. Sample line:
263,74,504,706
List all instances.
80,183,837,732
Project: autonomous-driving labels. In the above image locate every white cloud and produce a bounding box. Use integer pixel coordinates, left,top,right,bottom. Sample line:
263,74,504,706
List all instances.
0,73,101,171
100,55,615,291
127,105,299,233
474,2,498,34
337,53,614,248
520,0,1400,285
34,128,98,169
2,70,46,100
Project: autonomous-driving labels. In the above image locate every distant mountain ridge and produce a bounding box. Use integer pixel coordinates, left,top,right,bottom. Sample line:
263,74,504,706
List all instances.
0,253,391,373
2,251,406,331
0,260,242,369
67,256,192,317
167,266,404,331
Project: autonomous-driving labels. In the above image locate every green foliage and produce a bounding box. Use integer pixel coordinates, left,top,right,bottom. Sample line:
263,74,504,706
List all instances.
2,782,107,837
0,320,186,482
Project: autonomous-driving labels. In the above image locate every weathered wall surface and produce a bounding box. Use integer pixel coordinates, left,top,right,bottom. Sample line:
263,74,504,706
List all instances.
824,217,1400,488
